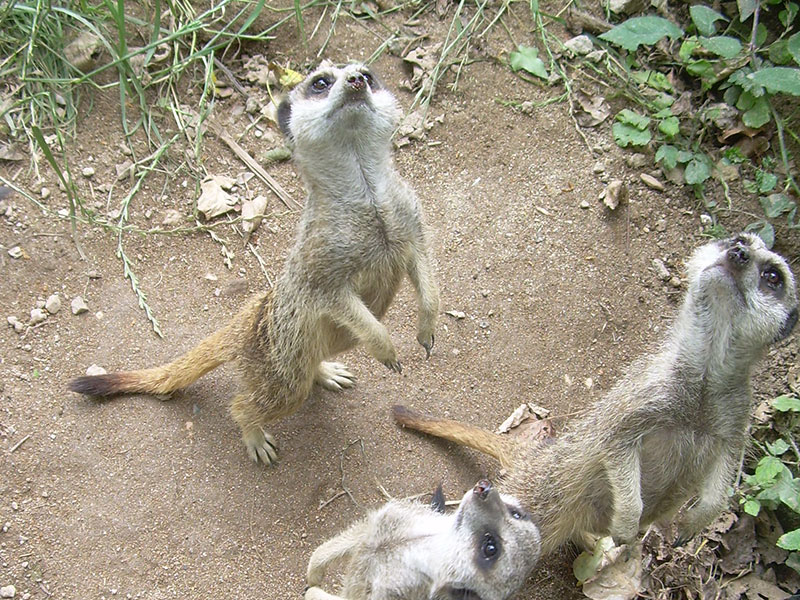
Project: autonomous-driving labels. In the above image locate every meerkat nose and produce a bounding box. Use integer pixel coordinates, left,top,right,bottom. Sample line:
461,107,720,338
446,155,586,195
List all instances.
473,479,493,499
727,243,750,266
347,73,367,91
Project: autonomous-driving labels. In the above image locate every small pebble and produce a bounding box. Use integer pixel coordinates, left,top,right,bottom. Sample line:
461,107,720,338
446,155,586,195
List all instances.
45,294,61,314
669,276,682,288
29,308,47,325
10,502,18,511
41,187,51,199
86,364,107,376
7,246,22,259
592,161,605,174
579,199,591,209
0,585,15,598
481,289,490,298
71,296,89,315
625,153,648,169
445,310,466,320
82,166,95,178
162,209,182,227
653,258,671,281
640,173,665,191
584,377,593,389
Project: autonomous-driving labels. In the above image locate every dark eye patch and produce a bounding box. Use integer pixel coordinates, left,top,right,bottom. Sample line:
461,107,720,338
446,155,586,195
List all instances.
306,75,333,96
761,265,784,291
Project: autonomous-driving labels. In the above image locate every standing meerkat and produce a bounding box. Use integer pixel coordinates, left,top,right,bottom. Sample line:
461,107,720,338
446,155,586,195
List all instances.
394,233,798,552
69,62,440,464
304,479,541,600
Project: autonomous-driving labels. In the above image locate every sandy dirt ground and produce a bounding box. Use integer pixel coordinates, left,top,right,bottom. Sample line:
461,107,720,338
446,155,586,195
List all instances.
1,2,798,599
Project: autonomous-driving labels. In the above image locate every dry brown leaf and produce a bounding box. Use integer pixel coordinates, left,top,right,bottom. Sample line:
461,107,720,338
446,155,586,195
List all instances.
197,175,237,219
576,91,611,128
604,179,627,210
241,195,268,234
64,31,102,72
581,541,643,600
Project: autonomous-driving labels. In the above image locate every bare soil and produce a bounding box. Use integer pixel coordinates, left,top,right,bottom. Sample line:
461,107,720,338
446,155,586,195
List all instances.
1,3,798,599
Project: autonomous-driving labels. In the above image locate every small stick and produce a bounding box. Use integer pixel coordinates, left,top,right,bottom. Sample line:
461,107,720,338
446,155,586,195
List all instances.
9,434,31,453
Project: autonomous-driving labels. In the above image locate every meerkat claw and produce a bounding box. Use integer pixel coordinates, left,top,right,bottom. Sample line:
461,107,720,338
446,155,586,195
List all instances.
383,359,403,374
244,428,279,465
316,361,356,391
421,334,434,359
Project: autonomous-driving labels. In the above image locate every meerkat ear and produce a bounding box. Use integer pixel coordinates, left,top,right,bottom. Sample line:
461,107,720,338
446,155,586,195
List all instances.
430,482,446,513
277,98,292,140
775,307,798,342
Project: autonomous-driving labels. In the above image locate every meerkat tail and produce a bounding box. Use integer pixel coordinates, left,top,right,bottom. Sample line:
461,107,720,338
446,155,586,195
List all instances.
392,405,516,469
69,294,267,397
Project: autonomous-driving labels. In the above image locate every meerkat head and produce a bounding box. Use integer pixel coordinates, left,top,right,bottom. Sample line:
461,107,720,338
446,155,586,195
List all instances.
686,233,798,349
277,61,401,149
434,480,541,600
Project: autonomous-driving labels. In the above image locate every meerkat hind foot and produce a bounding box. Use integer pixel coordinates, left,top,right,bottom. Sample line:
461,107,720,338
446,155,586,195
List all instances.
315,361,356,391
243,427,279,465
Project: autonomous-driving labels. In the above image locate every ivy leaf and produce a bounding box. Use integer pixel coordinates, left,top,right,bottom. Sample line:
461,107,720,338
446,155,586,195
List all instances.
742,95,770,128
612,122,652,147
766,438,790,456
760,194,796,220
509,46,549,80
616,109,651,129
599,17,684,52
632,70,673,91
773,395,800,412
656,144,678,170
685,155,712,185
700,36,742,59
738,0,758,22
690,5,728,36
753,456,784,485
789,32,800,66
743,498,761,516
746,221,775,248
658,116,680,138
748,67,800,96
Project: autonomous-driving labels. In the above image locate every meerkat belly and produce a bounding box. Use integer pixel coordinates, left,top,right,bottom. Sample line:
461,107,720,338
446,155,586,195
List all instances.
639,430,717,522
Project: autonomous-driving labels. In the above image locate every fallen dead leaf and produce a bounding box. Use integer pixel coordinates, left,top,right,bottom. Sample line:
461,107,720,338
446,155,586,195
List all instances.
403,42,442,93
578,539,643,600
575,90,611,128
197,175,237,219
241,195,268,235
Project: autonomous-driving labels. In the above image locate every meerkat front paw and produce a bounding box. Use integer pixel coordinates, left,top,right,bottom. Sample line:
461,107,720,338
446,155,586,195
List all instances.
382,358,403,373
242,427,279,465
417,331,435,359
315,361,356,391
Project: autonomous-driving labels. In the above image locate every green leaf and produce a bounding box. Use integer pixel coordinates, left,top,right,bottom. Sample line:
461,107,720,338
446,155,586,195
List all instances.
760,193,796,220
766,438,790,456
658,116,680,138
774,395,800,412
738,0,758,21
509,46,549,80
781,3,799,28
680,37,700,61
789,32,800,66
769,40,794,65
747,221,775,248
676,150,694,163
754,456,784,484
743,96,770,128
757,171,778,193
656,144,679,170
612,122,652,147
599,17,685,52
691,5,728,36
700,36,742,59
685,155,711,185
686,60,715,80
573,536,615,582
788,552,800,575
616,109,651,129
778,530,800,551
743,498,761,516
632,70,673,91
748,67,800,95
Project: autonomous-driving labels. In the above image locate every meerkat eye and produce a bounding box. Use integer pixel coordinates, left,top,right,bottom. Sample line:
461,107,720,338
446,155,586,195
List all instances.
761,266,783,290
361,71,374,86
481,533,499,560
310,77,331,93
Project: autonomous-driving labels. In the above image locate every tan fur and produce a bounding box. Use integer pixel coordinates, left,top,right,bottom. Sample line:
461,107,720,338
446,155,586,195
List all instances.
395,234,798,553
305,480,541,600
70,63,439,464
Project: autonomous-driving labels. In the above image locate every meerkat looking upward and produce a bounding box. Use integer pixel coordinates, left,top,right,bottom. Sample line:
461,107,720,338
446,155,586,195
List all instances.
69,62,440,464
395,233,797,552
305,479,542,600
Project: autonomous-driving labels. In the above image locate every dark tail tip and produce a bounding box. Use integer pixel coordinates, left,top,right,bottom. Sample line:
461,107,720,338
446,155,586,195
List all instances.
391,404,418,425
68,374,128,397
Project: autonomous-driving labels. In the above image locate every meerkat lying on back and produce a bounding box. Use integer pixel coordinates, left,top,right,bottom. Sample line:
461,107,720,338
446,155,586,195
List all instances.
69,62,440,464
305,479,541,600
395,233,798,552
